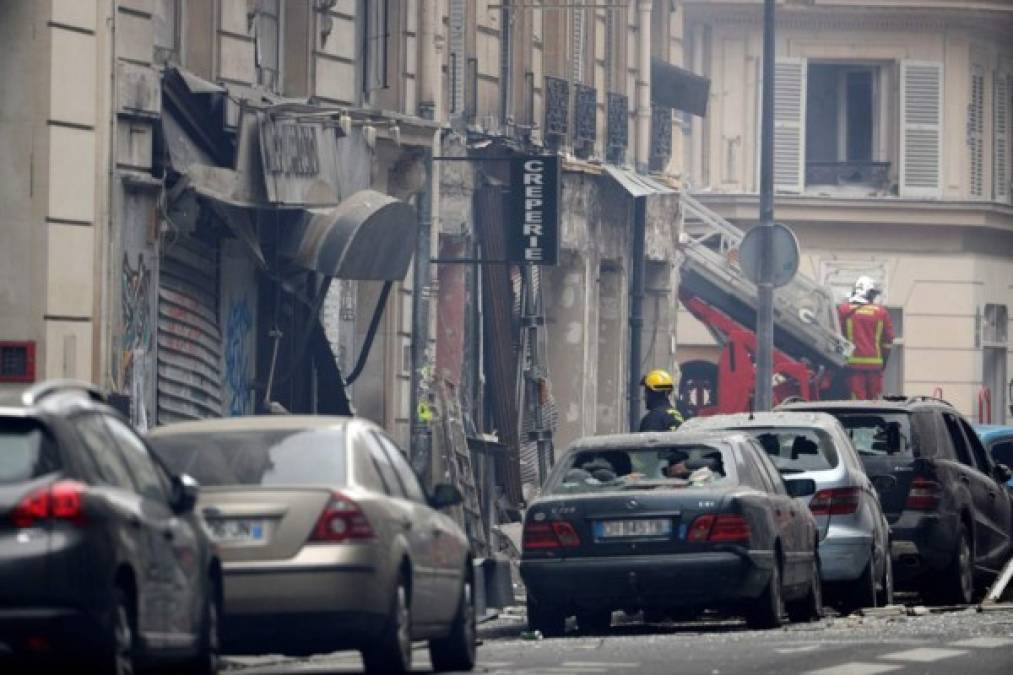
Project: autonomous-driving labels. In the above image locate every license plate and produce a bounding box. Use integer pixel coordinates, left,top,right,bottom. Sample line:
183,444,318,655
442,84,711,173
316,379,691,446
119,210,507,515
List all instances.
594,518,672,539
208,518,265,542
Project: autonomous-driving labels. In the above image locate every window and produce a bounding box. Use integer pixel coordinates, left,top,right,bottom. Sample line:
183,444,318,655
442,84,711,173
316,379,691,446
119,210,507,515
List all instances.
754,448,787,496
352,440,389,494
153,0,182,65
942,414,976,468
374,433,425,503
990,441,1013,471
103,416,169,503
363,0,389,93
0,419,60,485
363,432,404,498
806,64,879,165
958,417,993,475
737,442,771,492
254,0,281,92
739,427,839,474
73,415,136,491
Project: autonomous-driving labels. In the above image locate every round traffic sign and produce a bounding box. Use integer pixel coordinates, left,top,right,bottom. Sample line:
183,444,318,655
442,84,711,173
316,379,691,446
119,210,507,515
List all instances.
738,223,800,288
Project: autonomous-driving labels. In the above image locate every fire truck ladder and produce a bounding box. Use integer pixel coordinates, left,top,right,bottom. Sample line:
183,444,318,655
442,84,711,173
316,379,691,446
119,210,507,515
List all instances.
676,193,853,409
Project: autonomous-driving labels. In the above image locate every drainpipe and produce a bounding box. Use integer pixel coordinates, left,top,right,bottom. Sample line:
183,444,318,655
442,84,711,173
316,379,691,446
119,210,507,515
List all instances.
628,197,647,432
636,0,652,172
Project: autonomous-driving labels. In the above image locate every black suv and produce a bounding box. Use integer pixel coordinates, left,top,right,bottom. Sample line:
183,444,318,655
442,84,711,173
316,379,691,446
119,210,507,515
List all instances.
779,396,1012,604
0,381,221,674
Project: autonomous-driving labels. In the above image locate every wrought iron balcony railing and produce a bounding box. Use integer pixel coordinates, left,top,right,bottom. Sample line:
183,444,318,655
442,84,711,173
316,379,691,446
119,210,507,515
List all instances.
606,93,628,164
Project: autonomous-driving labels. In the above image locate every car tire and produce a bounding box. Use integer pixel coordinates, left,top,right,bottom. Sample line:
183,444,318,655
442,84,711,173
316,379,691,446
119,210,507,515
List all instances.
846,554,878,614
175,589,221,675
362,575,412,674
876,550,894,608
746,558,784,629
97,587,136,675
787,557,823,623
941,524,975,606
527,597,566,638
429,576,477,673
575,609,612,635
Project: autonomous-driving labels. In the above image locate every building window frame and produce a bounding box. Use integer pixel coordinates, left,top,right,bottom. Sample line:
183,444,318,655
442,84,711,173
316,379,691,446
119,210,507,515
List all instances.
363,0,391,96
153,0,183,66
254,0,284,93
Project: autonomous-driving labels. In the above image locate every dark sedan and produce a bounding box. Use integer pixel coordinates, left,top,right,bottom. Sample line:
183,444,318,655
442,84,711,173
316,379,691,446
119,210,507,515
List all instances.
520,431,820,635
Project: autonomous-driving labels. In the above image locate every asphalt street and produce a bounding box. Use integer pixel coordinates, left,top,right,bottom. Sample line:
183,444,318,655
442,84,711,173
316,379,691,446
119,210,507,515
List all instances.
223,604,1013,675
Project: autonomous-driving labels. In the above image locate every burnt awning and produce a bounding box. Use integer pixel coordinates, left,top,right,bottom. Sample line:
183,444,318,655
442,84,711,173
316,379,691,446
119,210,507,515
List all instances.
651,58,710,117
603,165,676,198
282,190,419,281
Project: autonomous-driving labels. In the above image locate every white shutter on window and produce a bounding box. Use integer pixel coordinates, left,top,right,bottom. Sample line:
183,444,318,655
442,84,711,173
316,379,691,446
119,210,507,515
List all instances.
773,58,807,193
449,0,466,115
900,61,943,198
969,65,986,199
994,71,1010,202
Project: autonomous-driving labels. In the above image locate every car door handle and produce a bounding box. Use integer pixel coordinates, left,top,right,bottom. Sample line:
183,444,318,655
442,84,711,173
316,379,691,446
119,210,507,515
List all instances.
432,527,444,537
162,528,175,541
399,519,413,531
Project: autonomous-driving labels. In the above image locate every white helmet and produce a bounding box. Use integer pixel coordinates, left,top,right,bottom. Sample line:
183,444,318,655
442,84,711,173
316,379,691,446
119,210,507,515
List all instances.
849,275,881,304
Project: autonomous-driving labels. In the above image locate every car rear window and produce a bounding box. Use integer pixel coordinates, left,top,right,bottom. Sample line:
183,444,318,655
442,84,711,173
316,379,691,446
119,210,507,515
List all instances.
148,428,346,487
544,444,737,494
736,427,838,473
831,412,913,457
0,418,61,485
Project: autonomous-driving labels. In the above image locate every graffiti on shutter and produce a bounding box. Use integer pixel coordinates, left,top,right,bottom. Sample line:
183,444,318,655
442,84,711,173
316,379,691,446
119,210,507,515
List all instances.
900,61,942,198
157,238,224,424
773,58,807,193
994,71,1010,202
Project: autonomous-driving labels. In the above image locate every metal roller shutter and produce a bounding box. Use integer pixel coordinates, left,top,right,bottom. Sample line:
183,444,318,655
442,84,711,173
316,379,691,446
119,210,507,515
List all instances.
157,237,224,424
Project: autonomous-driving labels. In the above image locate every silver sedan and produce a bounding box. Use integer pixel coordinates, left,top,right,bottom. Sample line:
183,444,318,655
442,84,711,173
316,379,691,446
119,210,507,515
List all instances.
680,411,893,612
148,415,475,674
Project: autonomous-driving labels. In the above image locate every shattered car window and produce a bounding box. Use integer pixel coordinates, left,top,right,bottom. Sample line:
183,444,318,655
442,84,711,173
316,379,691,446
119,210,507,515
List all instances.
735,427,838,474
545,444,737,494
833,413,912,457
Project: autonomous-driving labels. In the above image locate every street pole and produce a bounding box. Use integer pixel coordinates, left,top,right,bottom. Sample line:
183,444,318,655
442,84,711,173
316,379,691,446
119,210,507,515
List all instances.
410,148,434,484
628,196,647,431
755,0,776,411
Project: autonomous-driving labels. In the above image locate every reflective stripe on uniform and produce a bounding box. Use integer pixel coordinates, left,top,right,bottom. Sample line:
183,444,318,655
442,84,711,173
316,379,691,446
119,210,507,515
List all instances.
849,355,884,366
874,319,884,360
667,408,684,429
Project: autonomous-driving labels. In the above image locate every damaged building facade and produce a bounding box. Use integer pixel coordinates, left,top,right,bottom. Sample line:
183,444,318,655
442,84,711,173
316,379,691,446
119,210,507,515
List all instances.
0,0,704,508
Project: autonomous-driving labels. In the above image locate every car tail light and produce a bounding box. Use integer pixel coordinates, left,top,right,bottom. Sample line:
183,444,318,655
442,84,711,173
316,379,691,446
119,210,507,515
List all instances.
11,481,86,528
309,492,374,543
522,520,582,550
905,476,941,511
809,487,861,516
687,514,751,543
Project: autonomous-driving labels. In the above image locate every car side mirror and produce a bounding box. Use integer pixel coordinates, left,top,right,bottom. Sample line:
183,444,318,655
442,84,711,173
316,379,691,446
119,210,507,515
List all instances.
784,477,817,498
170,473,200,514
430,483,463,509
994,463,1012,484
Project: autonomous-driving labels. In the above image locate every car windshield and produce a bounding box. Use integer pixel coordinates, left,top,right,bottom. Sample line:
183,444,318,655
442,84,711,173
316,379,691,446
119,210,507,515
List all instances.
832,413,912,457
0,418,61,485
734,427,838,474
148,429,346,487
544,444,736,495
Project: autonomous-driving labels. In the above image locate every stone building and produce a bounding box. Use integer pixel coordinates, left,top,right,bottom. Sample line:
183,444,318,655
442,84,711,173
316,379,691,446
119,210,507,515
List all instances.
678,0,1013,423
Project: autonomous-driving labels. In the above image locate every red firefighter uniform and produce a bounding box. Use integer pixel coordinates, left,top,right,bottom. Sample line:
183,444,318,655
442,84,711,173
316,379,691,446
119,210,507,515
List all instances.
837,301,895,399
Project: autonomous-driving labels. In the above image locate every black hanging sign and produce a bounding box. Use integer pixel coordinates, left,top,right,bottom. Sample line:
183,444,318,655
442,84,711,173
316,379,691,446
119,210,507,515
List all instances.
508,155,560,265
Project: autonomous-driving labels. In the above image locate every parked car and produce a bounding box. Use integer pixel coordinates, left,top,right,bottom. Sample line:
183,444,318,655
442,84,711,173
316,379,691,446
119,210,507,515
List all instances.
780,396,1013,604
0,380,221,675
147,416,475,674
973,425,1013,489
520,431,821,634
680,411,893,612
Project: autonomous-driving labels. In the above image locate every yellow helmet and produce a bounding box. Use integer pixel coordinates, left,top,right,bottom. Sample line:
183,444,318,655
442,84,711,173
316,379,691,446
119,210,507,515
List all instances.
641,369,675,392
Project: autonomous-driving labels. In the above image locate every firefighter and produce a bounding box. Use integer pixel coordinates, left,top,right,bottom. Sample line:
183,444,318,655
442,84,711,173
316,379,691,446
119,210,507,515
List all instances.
638,368,688,432
837,276,895,400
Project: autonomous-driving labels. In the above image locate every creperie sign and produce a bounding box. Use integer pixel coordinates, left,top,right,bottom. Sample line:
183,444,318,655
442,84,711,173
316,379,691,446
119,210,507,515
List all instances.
508,155,560,265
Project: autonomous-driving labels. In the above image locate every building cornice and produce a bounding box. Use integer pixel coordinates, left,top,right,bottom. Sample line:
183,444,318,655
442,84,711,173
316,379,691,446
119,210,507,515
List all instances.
690,193,1013,233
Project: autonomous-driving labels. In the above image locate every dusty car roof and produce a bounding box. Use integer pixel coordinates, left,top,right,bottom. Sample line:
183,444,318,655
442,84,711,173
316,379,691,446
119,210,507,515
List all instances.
563,430,748,454
778,399,924,413
681,411,843,432
147,415,353,436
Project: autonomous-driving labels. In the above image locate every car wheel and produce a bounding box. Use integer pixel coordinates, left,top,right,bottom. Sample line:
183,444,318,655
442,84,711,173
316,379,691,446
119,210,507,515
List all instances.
97,587,136,675
943,525,974,605
575,609,612,635
788,557,823,623
876,550,894,607
845,554,878,614
746,558,784,629
176,590,221,675
527,597,566,638
363,575,412,674
429,576,477,672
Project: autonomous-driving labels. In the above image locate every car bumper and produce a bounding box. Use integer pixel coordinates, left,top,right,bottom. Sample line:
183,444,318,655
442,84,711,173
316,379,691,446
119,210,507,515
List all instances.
819,531,873,582
0,607,103,662
519,551,771,611
889,511,960,581
222,611,387,655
